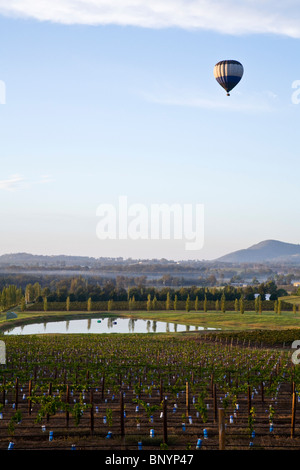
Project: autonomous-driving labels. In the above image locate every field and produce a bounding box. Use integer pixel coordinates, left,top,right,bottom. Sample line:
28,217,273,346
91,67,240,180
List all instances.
1,331,300,451
3,307,300,333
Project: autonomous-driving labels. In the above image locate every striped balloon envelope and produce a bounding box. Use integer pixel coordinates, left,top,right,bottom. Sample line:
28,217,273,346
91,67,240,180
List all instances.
213,60,244,96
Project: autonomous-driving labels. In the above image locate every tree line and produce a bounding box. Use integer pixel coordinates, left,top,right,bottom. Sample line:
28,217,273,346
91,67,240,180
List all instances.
0,276,291,313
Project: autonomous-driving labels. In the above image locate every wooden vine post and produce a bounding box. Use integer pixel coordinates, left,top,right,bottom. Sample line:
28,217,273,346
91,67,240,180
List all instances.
120,391,125,448
66,384,70,428
2,377,5,407
15,377,19,410
213,383,218,423
163,397,168,446
247,385,251,416
101,373,105,400
28,379,32,415
218,408,225,450
185,381,190,417
160,379,163,403
47,382,52,422
291,390,296,439
90,389,94,435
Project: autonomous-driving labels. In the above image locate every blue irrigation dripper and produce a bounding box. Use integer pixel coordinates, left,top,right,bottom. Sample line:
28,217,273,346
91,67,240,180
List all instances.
196,438,202,449
138,441,142,450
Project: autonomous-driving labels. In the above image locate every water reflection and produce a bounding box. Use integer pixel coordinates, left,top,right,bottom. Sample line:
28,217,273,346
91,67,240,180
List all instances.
3,316,217,335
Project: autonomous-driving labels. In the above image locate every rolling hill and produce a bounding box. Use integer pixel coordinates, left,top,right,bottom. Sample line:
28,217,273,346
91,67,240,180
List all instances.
217,240,300,264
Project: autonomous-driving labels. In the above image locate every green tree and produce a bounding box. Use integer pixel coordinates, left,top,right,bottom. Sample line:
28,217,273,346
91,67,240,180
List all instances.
174,294,178,311
33,282,42,300
87,297,92,312
234,298,239,312
194,296,199,312
254,297,259,313
147,294,151,312
66,296,70,312
203,295,207,312
166,292,170,311
25,284,34,304
185,295,190,312
221,293,226,313
43,297,48,312
277,299,282,315
215,299,219,312
107,299,113,311
152,295,157,310
258,296,262,315
20,296,26,312
239,297,244,314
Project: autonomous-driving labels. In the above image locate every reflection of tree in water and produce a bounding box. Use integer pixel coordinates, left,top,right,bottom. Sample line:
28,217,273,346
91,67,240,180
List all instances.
128,318,136,332
146,320,151,333
66,321,70,331
174,323,177,332
152,321,157,333
166,323,170,333
186,325,190,331
43,322,47,331
87,318,91,330
107,317,113,329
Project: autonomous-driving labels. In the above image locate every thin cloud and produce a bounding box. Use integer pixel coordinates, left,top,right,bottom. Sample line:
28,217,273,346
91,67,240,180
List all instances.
0,174,54,191
0,1,300,37
0,174,27,191
140,87,278,113
39,174,55,184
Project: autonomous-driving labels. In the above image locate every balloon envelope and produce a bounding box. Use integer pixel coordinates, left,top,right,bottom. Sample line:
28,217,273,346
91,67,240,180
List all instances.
214,60,244,95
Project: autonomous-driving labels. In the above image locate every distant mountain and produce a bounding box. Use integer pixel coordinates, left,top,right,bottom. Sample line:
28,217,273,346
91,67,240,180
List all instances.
0,252,97,267
217,240,300,264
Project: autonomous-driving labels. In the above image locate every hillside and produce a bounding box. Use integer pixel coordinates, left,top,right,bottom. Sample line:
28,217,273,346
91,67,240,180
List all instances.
217,240,300,264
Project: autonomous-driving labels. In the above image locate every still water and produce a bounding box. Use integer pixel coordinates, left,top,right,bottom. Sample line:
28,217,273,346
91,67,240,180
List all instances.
4,316,216,335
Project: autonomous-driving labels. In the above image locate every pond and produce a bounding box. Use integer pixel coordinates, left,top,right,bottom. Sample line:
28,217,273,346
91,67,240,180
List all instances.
3,316,217,335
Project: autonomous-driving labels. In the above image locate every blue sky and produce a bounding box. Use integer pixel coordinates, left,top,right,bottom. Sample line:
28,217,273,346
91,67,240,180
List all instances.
0,1,300,260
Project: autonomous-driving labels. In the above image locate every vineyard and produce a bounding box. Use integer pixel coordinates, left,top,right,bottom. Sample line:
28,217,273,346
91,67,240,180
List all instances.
1,332,300,451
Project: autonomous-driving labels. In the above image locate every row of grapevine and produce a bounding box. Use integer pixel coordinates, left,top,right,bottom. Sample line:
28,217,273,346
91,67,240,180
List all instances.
0,333,299,450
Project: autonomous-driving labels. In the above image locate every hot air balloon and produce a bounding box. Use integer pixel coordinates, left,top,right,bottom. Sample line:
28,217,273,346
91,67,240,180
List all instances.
213,60,244,96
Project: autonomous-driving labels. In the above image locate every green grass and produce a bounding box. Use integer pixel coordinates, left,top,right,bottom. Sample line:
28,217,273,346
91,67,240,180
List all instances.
118,309,300,331
279,295,300,306
2,308,300,333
